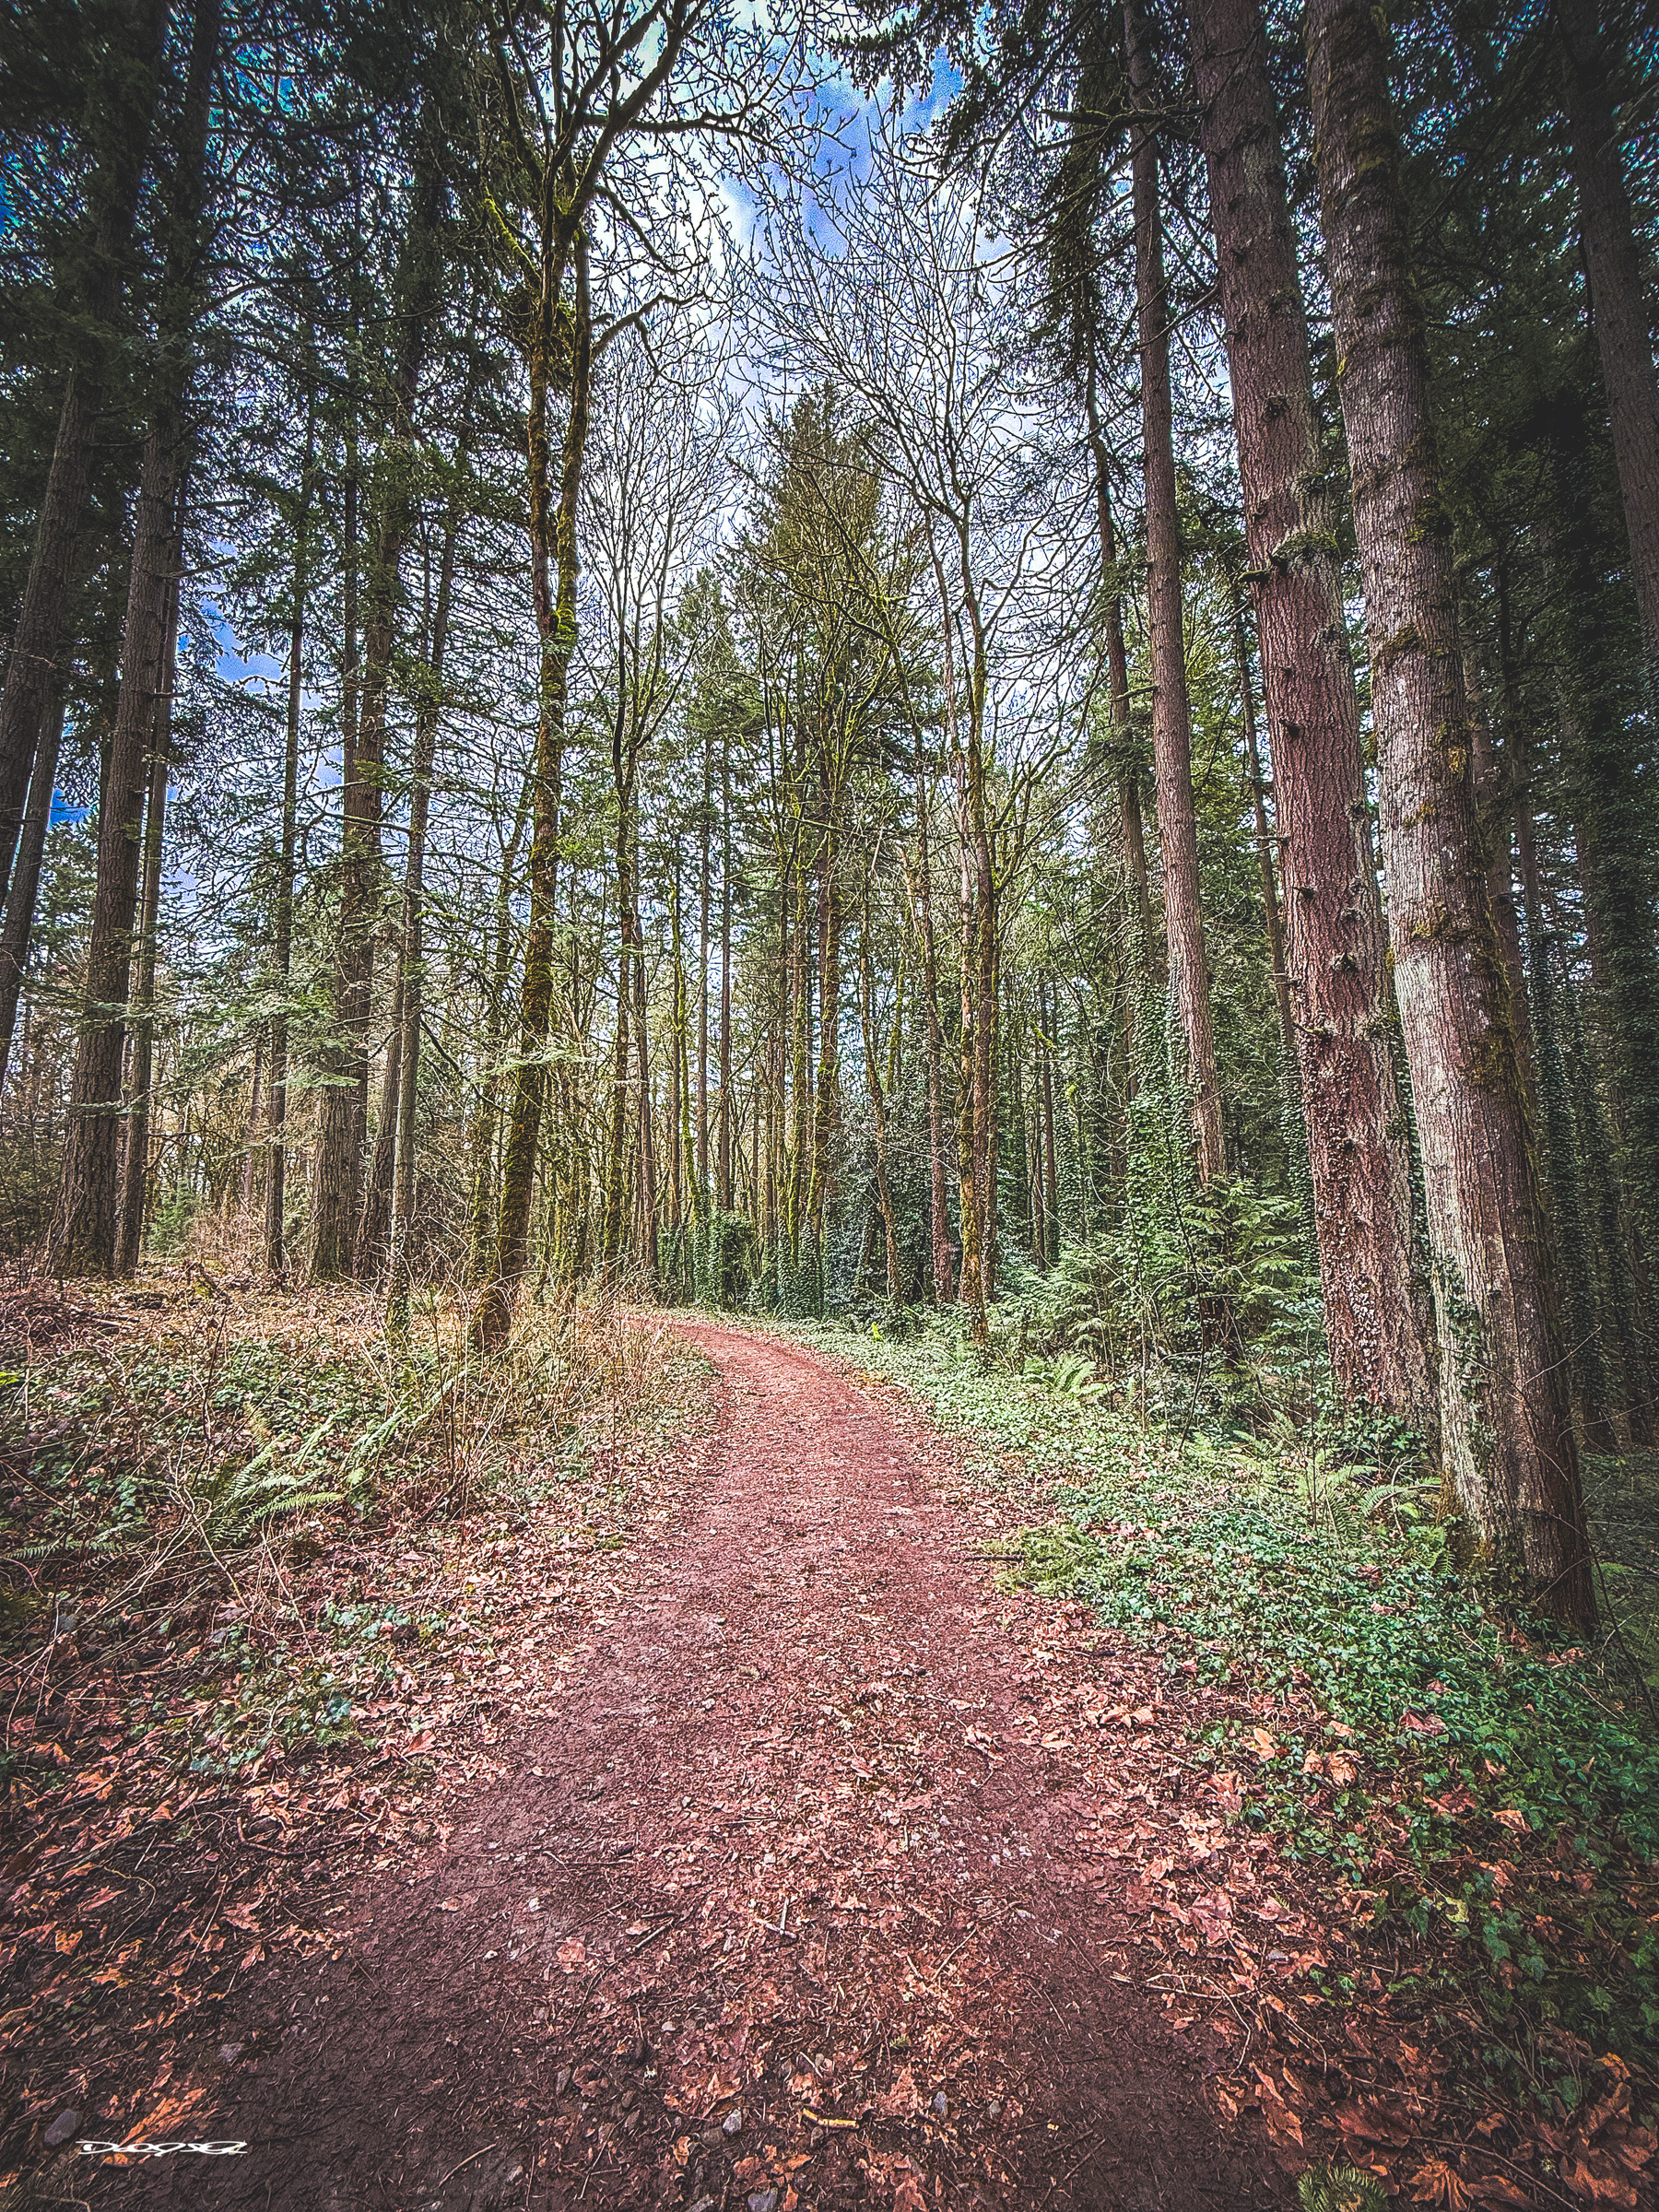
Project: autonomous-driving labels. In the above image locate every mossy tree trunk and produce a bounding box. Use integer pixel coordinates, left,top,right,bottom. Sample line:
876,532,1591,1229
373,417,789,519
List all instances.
476,224,592,1347
1190,0,1436,1424
1125,0,1225,1184
1306,0,1594,1623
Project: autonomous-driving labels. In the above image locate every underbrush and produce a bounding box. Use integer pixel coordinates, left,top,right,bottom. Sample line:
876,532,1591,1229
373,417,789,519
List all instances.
0,1269,706,2168
796,1315,1659,2109
0,1273,693,1802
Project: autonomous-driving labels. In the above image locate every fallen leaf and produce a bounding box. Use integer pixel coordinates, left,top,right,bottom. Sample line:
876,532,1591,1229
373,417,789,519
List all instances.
1249,1728,1278,1761
1492,1808,1529,1833
1408,2157,1470,2206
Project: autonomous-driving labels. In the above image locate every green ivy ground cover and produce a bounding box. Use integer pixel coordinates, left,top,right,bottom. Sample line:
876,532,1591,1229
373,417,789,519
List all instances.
786,1317,1659,2078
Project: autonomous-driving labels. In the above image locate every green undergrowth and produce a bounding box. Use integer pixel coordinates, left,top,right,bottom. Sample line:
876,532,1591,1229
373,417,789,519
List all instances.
1,1287,699,1798
790,1315,1659,2083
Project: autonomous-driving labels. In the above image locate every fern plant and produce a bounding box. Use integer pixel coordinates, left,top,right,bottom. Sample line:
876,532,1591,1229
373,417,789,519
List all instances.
1297,2163,1387,2212
181,1414,342,1547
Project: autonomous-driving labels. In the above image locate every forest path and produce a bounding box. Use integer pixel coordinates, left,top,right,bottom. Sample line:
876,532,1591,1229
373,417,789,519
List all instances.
116,1321,1292,2212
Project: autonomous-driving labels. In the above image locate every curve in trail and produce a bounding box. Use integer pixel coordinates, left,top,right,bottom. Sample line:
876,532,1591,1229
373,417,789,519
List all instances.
132,1322,1290,2212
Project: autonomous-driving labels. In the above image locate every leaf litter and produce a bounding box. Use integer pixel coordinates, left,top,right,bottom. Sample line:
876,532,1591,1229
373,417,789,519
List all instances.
3,1299,1648,2207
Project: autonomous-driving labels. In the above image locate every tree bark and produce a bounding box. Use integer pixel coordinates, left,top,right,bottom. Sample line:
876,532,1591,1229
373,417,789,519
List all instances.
0,0,170,889
115,621,176,1277
465,775,531,1282
264,385,316,1281
1306,0,1594,1624
904,736,955,1306
1189,0,1435,1418
355,971,403,1276
0,684,66,1099
1557,0,1659,680
1082,319,1158,978
719,732,735,1213
477,226,593,1347
388,494,465,1331
49,0,220,1276
1125,0,1226,1183
310,160,443,1281
859,903,905,1300
697,725,712,1194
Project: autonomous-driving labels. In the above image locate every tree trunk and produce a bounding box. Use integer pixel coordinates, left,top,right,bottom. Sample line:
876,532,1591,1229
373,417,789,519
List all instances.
1189,0,1435,1416
0,685,67,1098
241,1027,263,1218
1558,0,1659,680
387,454,467,1331
1082,323,1158,977
49,0,219,1276
1125,0,1226,1183
1306,0,1594,1624
631,813,658,1291
310,161,442,1282
477,226,593,1347
602,755,637,1279
51,440,178,1275
465,774,531,1282
115,641,175,1277
0,0,170,888
718,734,734,1212
904,734,954,1304
1040,976,1060,1258
805,814,841,1271
265,387,316,1281
697,725,712,1195
355,971,402,1277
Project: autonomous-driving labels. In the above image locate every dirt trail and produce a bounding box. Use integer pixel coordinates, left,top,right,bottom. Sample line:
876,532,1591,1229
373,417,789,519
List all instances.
108,1323,1293,2211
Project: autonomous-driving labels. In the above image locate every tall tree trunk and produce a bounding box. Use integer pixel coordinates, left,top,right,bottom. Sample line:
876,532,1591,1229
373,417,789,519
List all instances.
477,226,592,1346
0,684,67,1098
1233,594,1299,1110
49,440,181,1275
938,542,998,1340
805,811,841,1270
1082,318,1158,977
718,734,734,1213
49,0,220,1276
697,726,712,1196
387,447,468,1331
1306,0,1594,1625
311,161,442,1281
355,971,403,1276
1125,0,1226,1183
858,909,905,1300
1557,0,1659,680
1040,975,1060,1259
241,1028,263,1217
264,386,316,1281
904,736,954,1304
0,0,170,888
631,813,658,1291
465,773,531,1281
667,853,686,1251
602,753,637,1280
1544,419,1659,1431
1189,0,1435,1418
115,612,176,1277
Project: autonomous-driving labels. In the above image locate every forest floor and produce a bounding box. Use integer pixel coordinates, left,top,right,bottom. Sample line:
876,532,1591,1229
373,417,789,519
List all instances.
0,1288,1654,2211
